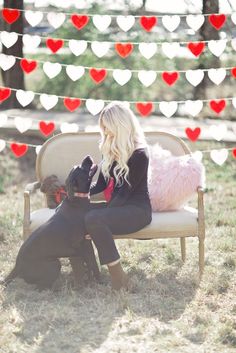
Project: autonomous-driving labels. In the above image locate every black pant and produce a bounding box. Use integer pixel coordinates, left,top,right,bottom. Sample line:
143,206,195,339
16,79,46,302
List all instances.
84,202,152,265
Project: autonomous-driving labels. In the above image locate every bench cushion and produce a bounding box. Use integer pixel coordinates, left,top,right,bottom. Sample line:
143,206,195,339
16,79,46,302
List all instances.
29,206,198,239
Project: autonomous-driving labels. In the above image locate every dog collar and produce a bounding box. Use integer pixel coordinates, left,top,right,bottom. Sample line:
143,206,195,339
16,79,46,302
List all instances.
73,192,90,198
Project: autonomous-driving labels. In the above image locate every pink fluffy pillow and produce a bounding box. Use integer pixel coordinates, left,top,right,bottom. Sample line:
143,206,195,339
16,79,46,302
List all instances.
148,143,205,211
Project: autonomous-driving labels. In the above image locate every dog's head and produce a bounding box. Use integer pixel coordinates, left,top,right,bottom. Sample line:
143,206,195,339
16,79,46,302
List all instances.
65,155,98,198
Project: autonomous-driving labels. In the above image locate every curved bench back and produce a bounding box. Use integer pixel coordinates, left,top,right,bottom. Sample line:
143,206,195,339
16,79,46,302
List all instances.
36,131,191,183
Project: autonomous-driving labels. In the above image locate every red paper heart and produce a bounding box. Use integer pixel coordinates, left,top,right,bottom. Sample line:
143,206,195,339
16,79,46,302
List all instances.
89,68,107,84
20,59,37,74
208,14,226,30
10,143,28,157
0,87,11,103
209,100,226,114
71,14,89,30
115,43,133,58
231,67,236,78
2,8,20,24
136,102,153,116
185,127,201,142
39,121,55,136
140,16,157,31
232,148,236,159
46,39,64,54
63,98,81,112
162,72,179,86
187,42,205,56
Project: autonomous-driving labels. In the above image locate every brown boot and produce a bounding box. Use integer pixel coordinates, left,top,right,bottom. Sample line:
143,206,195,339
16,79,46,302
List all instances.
107,261,129,291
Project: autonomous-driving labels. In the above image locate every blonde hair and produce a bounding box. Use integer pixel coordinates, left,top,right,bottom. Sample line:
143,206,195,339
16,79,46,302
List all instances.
98,101,148,188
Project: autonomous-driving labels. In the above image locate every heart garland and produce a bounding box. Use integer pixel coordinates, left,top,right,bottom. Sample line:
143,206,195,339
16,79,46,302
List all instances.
136,102,153,116
10,143,28,157
39,121,55,136
1,9,20,24
89,68,107,84
71,14,89,30
185,127,201,141
0,87,11,103
20,59,37,74
140,16,157,31
46,39,64,53
63,98,81,112
115,43,133,58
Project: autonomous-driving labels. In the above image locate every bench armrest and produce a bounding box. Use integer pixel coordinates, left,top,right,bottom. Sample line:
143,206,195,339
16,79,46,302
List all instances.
23,181,41,240
197,186,205,239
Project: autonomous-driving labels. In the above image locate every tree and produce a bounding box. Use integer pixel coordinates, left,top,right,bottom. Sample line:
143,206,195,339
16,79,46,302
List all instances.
1,0,25,109
193,0,220,100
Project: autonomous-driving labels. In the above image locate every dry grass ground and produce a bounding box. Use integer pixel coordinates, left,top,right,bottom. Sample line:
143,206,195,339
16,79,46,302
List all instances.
0,140,235,353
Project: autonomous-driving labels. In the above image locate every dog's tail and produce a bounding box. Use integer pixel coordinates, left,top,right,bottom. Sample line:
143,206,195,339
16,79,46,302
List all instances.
0,266,18,287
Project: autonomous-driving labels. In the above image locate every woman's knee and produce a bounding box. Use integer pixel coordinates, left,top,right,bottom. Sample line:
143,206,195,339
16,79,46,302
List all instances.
85,210,104,230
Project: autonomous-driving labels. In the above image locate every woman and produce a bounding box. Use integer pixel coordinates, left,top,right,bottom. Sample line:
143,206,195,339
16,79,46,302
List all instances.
84,101,152,291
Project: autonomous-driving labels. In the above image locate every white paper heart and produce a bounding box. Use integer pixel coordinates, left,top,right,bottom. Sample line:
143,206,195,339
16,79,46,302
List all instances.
209,124,227,141
184,100,203,116
139,43,157,59
186,14,205,31
162,42,180,59
60,122,79,133
231,13,236,25
43,62,62,79
0,54,16,71
210,149,228,165
86,99,104,115
35,145,42,155
14,117,32,133
40,94,58,110
207,68,226,85
23,34,41,49
232,124,236,135
138,70,157,87
208,40,227,57
92,15,111,32
113,69,132,86
66,65,85,81
47,12,66,29
185,70,204,86
116,15,135,32
162,15,180,32
232,97,236,109
159,101,178,117
91,41,110,57
25,10,43,27
69,40,87,56
0,139,6,152
192,150,203,162
16,90,35,107
0,113,8,127
0,31,18,48
231,38,236,51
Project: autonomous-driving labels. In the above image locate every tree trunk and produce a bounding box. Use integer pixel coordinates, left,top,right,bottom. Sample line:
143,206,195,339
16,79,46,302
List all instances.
193,0,220,100
1,0,25,109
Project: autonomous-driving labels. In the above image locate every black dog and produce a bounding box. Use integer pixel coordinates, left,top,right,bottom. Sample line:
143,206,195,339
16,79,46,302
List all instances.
3,155,100,290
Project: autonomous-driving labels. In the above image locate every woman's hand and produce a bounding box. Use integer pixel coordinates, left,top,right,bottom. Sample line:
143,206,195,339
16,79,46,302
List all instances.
85,234,92,240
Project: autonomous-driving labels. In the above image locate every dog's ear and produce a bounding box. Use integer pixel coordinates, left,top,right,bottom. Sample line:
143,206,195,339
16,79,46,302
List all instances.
81,155,93,171
89,164,98,180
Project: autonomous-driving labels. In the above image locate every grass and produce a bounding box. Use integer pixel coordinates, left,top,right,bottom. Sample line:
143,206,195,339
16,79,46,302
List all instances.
0,139,236,353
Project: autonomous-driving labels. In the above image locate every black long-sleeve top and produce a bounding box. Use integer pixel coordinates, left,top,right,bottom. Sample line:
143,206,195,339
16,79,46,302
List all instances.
89,147,152,210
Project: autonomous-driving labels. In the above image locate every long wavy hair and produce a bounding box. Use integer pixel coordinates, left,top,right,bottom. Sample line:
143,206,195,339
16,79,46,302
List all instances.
98,101,148,187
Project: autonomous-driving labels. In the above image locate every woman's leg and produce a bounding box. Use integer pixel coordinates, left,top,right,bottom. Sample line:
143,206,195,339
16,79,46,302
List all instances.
84,204,151,290
84,204,151,265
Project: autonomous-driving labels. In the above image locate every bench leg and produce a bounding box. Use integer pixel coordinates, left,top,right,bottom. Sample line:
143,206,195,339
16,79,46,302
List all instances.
199,237,205,280
180,237,186,262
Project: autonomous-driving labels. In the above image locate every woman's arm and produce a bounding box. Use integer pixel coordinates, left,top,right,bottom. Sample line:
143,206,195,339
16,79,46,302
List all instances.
108,150,148,207
89,169,108,195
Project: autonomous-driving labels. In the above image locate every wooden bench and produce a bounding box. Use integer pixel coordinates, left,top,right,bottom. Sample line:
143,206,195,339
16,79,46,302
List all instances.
23,131,206,280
